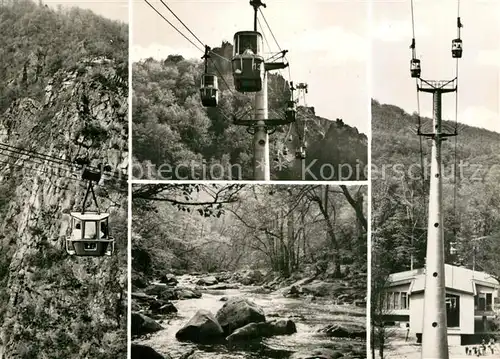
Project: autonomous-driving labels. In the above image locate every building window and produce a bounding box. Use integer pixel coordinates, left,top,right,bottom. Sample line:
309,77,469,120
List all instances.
446,293,460,328
401,292,408,309
385,291,409,310
475,293,493,311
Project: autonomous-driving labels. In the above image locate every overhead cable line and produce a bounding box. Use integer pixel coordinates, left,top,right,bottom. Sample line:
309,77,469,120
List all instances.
143,0,203,52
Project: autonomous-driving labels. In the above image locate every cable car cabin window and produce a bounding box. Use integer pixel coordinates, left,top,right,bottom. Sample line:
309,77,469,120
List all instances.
242,58,254,73
200,88,216,98
236,34,259,55
73,219,83,240
83,221,104,239
232,58,242,73
100,219,109,238
202,75,215,87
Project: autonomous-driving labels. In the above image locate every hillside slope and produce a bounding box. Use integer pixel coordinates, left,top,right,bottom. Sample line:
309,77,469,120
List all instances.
372,99,500,274
132,44,367,180
0,2,128,358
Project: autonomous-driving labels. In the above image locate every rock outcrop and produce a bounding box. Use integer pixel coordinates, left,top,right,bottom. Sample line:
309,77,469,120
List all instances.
0,4,128,358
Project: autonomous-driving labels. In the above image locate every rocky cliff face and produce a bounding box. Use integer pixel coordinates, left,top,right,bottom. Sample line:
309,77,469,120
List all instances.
0,56,127,358
275,106,368,180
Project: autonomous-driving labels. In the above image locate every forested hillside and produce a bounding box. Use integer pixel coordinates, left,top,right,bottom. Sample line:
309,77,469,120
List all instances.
0,1,128,358
371,98,500,283
132,184,367,280
132,44,367,180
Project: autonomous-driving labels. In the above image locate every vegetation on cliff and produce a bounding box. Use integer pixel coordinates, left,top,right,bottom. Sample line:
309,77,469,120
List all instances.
0,1,128,358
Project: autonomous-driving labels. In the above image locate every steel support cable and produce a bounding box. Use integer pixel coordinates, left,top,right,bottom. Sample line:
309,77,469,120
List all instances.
0,148,72,172
0,141,113,176
208,58,242,121
143,0,203,52
159,0,205,48
258,17,272,55
0,144,128,183
0,143,102,178
0,155,86,184
0,138,94,169
0,149,105,185
151,0,232,63
258,7,291,83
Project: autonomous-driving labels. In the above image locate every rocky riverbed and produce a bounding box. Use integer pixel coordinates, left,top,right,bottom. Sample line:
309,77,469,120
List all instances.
131,271,367,359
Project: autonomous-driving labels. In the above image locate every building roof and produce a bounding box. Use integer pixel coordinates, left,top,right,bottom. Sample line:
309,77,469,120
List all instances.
387,264,499,295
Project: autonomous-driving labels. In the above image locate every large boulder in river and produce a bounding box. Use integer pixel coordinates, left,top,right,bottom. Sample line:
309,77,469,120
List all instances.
176,309,224,343
226,319,296,341
196,276,218,286
149,300,178,315
290,348,344,359
238,269,264,285
132,272,149,289
175,287,202,299
131,312,164,336
131,343,170,359
215,297,266,334
144,284,177,300
319,323,366,339
159,273,178,286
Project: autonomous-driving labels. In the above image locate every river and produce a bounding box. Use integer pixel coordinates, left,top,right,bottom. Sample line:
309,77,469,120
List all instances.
135,275,366,359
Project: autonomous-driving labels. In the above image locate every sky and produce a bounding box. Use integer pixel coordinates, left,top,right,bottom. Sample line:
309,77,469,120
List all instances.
373,0,500,133
131,0,370,135
43,0,128,22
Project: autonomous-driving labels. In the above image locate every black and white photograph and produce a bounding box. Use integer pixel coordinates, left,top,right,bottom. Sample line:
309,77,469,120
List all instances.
0,0,128,358
131,0,369,181
371,0,500,358
131,184,367,358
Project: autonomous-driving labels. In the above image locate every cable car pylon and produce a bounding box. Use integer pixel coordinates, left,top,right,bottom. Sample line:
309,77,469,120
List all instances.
232,0,293,180
409,1,462,357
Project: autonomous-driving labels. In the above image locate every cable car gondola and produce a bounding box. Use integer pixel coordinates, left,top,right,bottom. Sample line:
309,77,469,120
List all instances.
200,73,218,107
285,100,296,123
410,58,421,78
295,146,306,160
200,46,218,107
231,31,265,92
451,38,462,58
66,212,114,256
66,167,114,257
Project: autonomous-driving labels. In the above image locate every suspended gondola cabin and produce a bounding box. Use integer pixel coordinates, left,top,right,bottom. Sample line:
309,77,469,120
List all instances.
451,38,462,58
285,100,297,122
231,31,265,92
295,146,306,160
200,73,218,107
66,212,114,256
410,58,421,78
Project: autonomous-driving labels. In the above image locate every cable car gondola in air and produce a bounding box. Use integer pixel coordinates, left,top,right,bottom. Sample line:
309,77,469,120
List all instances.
451,38,462,58
295,146,306,160
200,46,218,107
200,74,218,107
231,31,265,92
410,58,421,78
285,100,297,123
66,167,114,257
285,81,297,123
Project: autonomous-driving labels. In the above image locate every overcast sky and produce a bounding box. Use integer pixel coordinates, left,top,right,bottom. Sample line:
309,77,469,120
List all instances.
132,0,370,134
373,0,500,133
44,0,128,22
